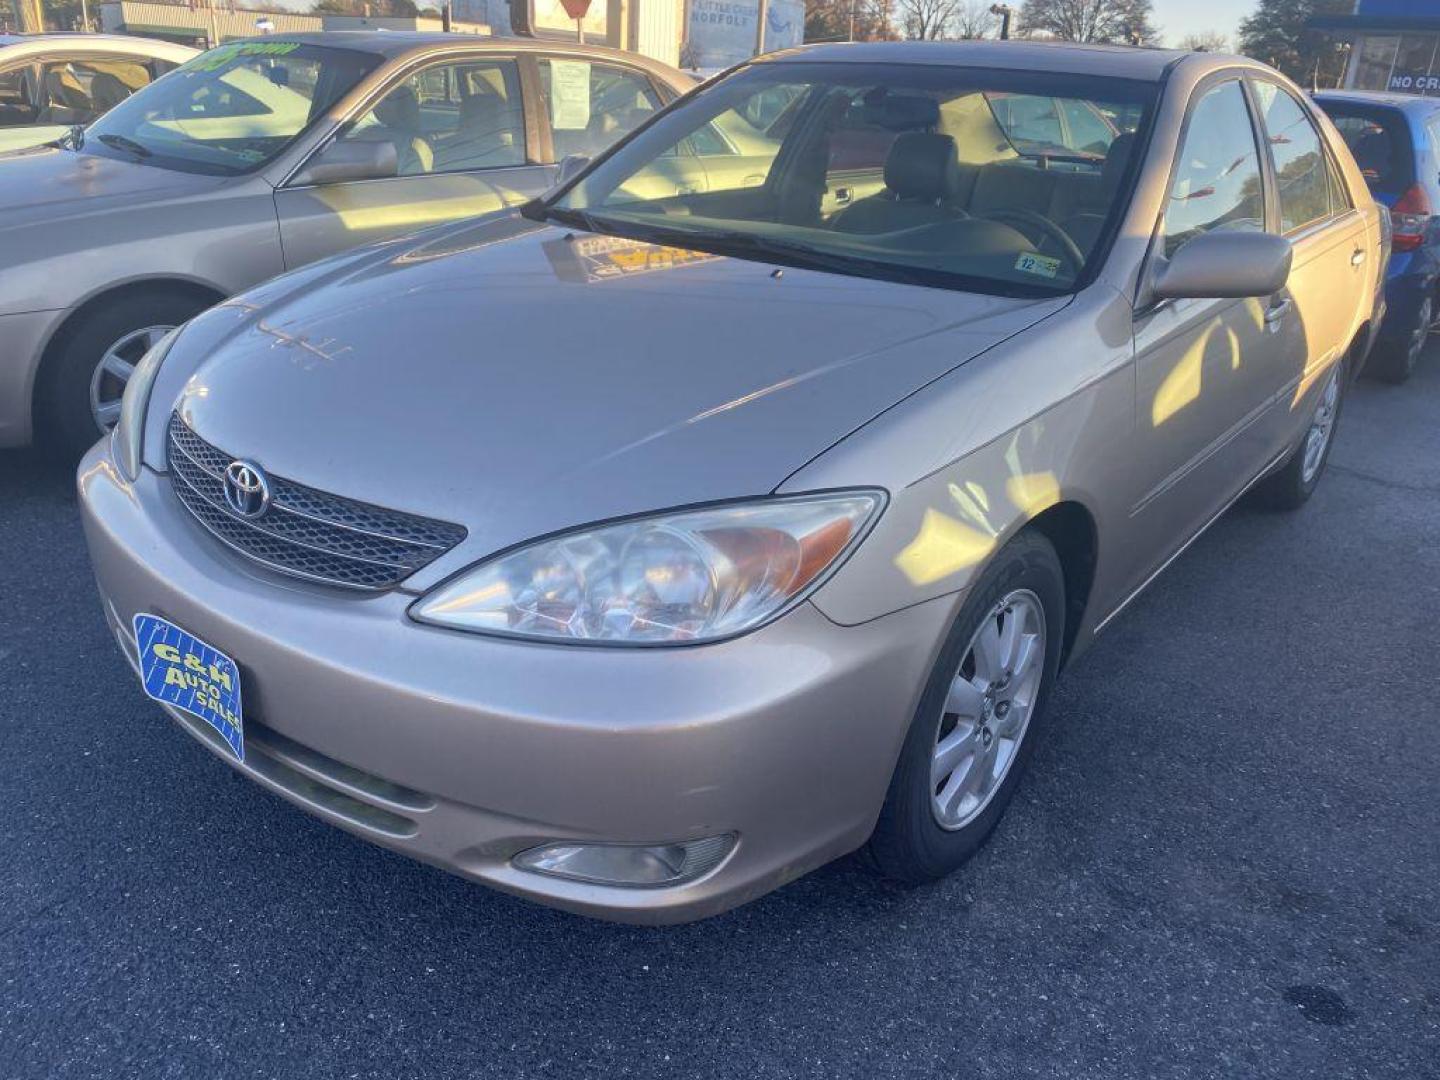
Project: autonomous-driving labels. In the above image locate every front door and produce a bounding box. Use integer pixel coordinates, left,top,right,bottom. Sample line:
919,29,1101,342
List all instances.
1124,77,1286,598
274,55,554,269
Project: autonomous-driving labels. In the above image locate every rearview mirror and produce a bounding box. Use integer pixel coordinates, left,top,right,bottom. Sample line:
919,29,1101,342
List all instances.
556,154,590,187
290,139,398,187
1152,231,1293,301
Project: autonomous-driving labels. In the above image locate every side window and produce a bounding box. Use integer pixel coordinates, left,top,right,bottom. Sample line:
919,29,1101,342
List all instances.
0,64,38,127
537,59,661,160
1163,80,1265,257
339,58,525,177
37,57,154,125
1252,82,1333,234
1324,147,1351,214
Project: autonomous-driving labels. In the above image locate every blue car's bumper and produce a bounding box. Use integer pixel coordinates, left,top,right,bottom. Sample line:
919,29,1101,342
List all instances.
1381,247,1440,341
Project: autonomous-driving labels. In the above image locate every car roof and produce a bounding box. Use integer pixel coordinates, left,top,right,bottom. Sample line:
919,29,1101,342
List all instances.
751,40,1198,82
264,30,673,67
1314,88,1440,115
0,32,190,52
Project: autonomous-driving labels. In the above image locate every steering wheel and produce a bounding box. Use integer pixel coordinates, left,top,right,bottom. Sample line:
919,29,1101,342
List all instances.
977,208,1086,272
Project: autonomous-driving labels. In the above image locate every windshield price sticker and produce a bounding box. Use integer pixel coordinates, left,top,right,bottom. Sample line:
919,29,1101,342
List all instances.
1015,251,1061,279
184,42,300,74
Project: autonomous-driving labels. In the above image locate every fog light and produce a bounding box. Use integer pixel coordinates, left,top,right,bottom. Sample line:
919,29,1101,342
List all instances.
513,834,735,888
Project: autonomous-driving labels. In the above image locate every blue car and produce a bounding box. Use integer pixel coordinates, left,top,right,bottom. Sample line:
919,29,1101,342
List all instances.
1316,90,1440,382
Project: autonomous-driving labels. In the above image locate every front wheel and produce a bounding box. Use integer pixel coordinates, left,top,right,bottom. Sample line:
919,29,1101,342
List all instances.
35,290,206,463
867,531,1065,885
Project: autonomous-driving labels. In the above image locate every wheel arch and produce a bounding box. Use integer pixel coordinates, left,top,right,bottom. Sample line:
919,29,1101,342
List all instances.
32,277,228,418
1021,499,1099,670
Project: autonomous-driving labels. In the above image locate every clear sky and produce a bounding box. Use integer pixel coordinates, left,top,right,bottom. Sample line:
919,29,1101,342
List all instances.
1155,0,1255,48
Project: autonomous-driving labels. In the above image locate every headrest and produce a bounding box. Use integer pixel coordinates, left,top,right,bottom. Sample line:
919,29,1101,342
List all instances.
1101,131,1137,194
374,86,421,132
884,132,961,202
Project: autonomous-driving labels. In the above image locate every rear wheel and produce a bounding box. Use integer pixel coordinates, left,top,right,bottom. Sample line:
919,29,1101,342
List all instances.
1367,295,1432,384
1253,359,1344,511
867,531,1064,885
36,290,207,463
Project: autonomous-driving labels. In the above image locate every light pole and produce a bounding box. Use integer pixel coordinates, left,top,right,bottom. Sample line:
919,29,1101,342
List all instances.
755,0,768,56
988,3,1010,40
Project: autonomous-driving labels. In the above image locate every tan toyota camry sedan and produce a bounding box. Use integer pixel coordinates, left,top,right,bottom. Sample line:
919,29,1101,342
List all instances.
79,41,1385,923
0,33,697,459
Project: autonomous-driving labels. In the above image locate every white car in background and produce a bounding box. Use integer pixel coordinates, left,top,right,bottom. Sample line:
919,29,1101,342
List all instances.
0,33,196,152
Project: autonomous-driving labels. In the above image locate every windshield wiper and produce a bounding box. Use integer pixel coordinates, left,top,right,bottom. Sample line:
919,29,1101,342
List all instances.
97,133,151,159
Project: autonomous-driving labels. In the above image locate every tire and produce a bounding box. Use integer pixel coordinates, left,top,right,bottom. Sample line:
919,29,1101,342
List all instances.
867,530,1065,885
1252,354,1347,512
1366,295,1431,385
35,289,207,463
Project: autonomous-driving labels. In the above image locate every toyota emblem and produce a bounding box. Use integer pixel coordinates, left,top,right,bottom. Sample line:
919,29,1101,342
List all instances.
223,460,271,519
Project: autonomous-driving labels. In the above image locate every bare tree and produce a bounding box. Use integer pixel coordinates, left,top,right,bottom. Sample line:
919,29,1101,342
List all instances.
1178,29,1229,52
1018,0,1157,45
899,0,960,40
952,0,995,37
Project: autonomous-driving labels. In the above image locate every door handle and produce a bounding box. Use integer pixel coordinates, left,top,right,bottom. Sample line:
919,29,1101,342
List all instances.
1264,298,1293,327
1351,249,1366,266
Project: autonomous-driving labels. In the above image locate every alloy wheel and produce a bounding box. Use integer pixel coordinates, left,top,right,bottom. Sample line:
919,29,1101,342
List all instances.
930,589,1046,831
89,325,173,433
1300,366,1341,486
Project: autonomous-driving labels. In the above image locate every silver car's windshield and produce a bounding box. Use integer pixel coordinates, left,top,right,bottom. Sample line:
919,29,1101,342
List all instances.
82,41,379,176
550,62,1157,296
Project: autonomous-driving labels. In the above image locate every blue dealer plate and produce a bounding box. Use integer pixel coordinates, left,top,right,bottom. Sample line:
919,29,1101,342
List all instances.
133,614,244,762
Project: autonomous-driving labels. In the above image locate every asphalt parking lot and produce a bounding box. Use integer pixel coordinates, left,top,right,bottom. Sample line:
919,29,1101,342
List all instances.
1,350,1437,1080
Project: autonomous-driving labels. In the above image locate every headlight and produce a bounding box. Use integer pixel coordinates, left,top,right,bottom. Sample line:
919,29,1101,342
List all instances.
111,327,180,481
411,491,884,646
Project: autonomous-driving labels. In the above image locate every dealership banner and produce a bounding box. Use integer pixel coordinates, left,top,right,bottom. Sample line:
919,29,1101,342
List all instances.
1388,71,1440,95
684,0,804,71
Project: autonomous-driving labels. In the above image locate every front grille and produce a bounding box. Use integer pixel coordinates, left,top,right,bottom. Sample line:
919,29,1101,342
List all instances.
167,412,466,590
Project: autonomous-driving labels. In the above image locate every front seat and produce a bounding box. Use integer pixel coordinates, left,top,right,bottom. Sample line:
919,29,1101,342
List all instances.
88,72,132,117
831,132,965,234
372,86,433,176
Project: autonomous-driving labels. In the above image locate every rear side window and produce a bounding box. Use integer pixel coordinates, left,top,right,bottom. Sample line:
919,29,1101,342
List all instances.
1163,80,1265,257
1319,103,1412,194
538,59,662,160
1252,82,1335,235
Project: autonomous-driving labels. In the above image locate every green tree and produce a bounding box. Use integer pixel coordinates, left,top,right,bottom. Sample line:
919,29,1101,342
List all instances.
1238,0,1350,86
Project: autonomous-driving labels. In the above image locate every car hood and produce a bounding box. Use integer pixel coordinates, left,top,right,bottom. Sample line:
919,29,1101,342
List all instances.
173,214,1068,568
0,146,228,228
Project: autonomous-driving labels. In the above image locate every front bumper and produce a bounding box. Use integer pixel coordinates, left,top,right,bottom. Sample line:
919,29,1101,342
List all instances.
78,445,953,924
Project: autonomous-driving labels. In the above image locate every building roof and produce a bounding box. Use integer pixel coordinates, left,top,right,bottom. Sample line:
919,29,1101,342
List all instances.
756,40,1195,82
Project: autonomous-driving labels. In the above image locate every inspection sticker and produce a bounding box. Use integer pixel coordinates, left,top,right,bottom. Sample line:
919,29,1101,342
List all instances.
1015,251,1062,279
133,614,244,762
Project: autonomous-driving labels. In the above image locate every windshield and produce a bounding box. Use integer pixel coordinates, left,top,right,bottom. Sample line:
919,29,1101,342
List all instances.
82,41,380,176
552,62,1157,295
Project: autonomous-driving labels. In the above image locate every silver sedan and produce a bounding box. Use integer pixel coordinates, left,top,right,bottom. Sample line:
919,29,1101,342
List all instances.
80,41,1385,923
0,32,697,458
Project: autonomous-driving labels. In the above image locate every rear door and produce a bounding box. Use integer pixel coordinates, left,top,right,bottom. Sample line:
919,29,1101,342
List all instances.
274,52,553,269
1249,78,1369,444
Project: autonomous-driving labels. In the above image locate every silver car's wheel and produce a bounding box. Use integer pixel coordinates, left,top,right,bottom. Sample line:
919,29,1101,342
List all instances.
1299,366,1341,486
88,325,173,433
930,589,1046,831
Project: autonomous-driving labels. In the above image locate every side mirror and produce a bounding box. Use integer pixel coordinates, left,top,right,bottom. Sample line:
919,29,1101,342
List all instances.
290,139,398,187
1152,231,1293,300
556,154,590,187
